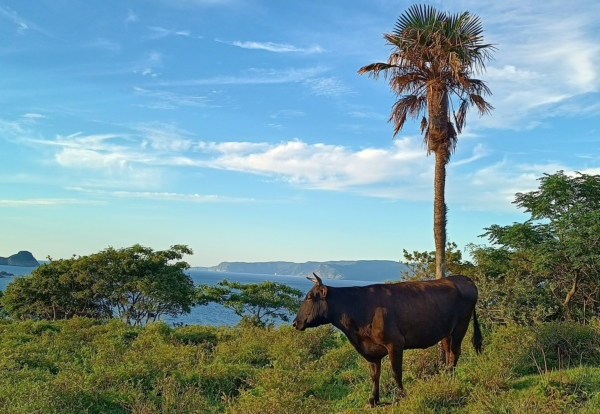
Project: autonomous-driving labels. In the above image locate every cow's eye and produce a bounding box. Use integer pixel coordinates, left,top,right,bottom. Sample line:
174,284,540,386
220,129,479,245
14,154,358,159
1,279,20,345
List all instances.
306,294,313,301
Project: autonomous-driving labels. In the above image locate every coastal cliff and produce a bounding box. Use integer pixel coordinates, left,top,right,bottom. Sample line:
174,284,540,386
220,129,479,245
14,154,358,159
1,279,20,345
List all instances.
0,251,40,267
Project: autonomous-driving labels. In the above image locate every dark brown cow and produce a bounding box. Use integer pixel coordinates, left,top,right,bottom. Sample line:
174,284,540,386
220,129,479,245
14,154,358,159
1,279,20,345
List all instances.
292,273,482,407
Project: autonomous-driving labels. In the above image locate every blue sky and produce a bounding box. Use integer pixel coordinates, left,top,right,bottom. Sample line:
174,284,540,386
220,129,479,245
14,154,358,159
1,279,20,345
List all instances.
1,0,599,266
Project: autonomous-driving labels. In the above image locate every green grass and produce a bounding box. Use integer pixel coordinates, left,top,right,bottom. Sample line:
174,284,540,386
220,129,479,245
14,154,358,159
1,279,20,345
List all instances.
1,318,600,413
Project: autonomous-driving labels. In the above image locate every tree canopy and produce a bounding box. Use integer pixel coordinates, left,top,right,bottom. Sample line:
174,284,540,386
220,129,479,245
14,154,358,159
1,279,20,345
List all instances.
1,244,195,326
196,279,303,328
482,171,600,321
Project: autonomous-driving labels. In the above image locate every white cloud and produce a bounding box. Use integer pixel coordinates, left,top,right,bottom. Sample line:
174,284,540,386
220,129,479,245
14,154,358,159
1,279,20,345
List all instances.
184,138,427,191
446,160,595,211
216,39,323,53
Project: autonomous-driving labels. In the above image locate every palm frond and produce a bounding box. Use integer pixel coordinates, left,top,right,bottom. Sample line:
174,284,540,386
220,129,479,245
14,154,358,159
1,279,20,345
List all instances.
389,72,428,95
395,4,443,36
389,94,427,136
454,99,469,133
357,62,398,79
446,122,458,155
420,116,428,134
466,78,492,96
469,94,494,116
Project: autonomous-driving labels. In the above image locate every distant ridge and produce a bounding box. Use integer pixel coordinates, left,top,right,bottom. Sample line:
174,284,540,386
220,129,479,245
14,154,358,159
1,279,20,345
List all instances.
0,251,39,267
199,260,408,282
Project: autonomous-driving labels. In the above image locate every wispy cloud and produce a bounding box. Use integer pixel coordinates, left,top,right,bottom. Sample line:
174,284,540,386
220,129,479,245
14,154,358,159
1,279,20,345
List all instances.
216,39,323,53
132,52,163,78
452,144,488,166
270,110,304,119
125,9,138,23
135,123,193,151
456,0,600,129
347,110,385,120
148,26,193,39
133,87,210,109
0,198,104,206
0,6,50,36
304,77,354,97
90,38,121,52
21,113,46,120
67,187,254,203
161,67,328,86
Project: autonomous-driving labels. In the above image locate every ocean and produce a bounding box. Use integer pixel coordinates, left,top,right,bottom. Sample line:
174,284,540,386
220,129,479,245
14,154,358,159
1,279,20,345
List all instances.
0,265,377,326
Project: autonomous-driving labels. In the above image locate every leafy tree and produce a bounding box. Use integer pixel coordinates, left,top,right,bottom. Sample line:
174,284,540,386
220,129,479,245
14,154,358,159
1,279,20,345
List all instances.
401,241,474,281
359,5,494,279
465,244,558,326
86,244,195,326
2,256,109,320
196,279,303,327
1,244,195,326
482,171,600,322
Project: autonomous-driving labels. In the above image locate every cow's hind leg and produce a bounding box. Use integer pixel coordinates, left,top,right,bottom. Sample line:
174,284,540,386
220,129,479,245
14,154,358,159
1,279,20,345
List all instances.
386,338,406,404
367,359,382,408
446,320,470,370
440,337,452,367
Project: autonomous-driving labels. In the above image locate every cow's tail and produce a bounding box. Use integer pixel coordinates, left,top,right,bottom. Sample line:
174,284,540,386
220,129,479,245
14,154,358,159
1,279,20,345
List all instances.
471,308,483,355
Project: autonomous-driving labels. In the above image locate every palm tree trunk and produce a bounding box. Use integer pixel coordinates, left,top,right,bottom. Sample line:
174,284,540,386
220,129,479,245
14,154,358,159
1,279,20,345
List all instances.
427,85,449,280
434,149,447,280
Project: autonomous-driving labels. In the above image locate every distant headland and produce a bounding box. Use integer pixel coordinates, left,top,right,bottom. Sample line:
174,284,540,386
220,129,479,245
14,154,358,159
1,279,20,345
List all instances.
0,251,40,267
192,260,409,282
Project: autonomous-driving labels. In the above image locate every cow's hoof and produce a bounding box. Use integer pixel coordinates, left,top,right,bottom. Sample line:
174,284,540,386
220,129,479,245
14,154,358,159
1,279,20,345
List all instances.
393,390,406,405
368,397,378,408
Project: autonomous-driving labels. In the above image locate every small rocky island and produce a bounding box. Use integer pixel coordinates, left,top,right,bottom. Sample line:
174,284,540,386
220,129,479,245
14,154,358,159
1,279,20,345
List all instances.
0,251,40,267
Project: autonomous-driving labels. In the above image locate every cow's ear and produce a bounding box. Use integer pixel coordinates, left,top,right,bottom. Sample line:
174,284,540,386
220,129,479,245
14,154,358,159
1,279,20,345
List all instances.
320,285,328,298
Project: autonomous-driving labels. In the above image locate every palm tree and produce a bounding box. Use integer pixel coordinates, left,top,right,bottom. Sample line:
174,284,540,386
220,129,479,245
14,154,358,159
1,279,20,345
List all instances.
359,4,494,279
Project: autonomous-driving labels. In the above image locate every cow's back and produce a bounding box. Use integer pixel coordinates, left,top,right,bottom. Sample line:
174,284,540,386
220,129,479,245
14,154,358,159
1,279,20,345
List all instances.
361,276,477,349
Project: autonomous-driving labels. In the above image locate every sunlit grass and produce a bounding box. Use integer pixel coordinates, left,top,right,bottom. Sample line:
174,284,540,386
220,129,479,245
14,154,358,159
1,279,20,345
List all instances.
1,318,600,413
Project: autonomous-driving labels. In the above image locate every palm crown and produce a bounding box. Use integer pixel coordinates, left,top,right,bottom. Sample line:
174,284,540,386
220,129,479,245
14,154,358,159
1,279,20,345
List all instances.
358,4,494,156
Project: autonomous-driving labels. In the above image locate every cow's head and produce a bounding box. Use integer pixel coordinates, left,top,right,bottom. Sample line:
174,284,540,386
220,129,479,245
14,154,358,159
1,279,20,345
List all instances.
292,273,329,331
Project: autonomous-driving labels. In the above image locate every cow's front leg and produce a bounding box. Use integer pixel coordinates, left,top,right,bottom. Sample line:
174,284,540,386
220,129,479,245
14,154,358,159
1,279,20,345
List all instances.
386,338,406,404
367,359,382,408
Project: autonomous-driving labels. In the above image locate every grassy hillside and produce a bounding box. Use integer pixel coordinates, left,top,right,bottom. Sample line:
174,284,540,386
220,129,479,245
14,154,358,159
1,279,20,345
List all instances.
1,318,600,413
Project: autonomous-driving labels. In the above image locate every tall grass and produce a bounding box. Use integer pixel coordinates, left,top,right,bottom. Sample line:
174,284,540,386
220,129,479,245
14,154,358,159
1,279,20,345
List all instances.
1,318,600,413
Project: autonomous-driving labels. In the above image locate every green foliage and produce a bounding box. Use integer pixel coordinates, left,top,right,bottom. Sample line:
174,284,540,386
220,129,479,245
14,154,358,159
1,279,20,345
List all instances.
465,244,558,326
2,256,110,321
196,279,303,327
1,319,600,413
482,171,600,322
1,244,195,326
401,242,474,281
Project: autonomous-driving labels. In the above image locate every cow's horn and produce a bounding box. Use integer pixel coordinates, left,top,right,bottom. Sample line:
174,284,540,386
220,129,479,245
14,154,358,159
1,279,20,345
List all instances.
306,272,323,285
